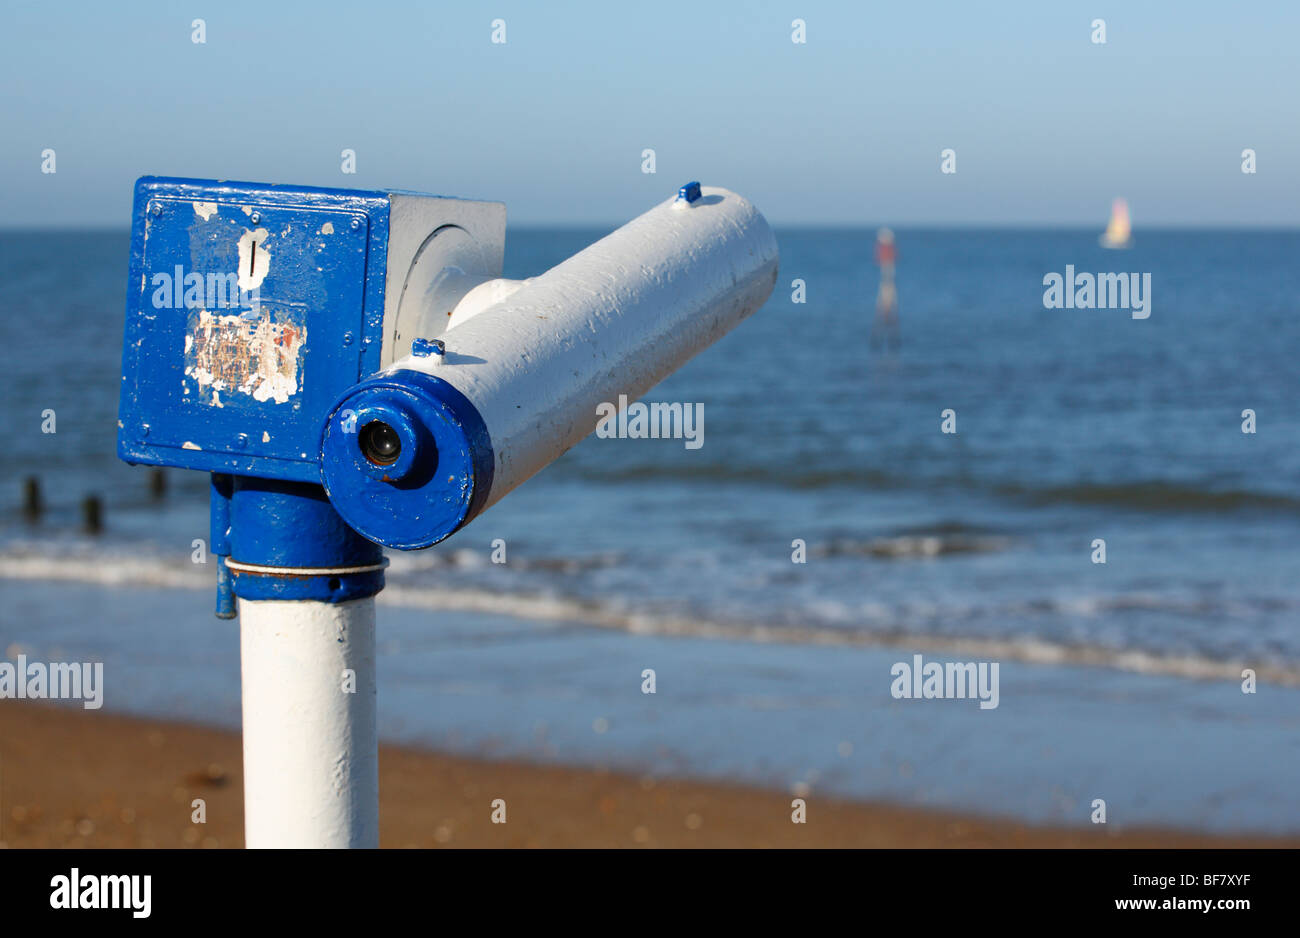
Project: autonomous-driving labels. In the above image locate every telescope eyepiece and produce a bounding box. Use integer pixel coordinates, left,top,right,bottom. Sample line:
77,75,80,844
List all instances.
321,371,494,549
359,421,402,467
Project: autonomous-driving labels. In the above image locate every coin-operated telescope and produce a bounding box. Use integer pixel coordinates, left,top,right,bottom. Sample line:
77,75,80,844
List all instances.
117,176,778,847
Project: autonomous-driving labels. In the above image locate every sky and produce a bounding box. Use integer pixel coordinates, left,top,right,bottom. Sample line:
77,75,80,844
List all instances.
1,0,1297,227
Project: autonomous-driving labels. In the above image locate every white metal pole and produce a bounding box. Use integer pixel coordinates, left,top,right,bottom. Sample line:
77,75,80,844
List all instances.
239,596,379,848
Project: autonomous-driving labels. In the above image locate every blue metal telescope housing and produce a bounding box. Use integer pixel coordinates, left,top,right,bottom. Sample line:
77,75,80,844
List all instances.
117,177,505,614
116,175,779,621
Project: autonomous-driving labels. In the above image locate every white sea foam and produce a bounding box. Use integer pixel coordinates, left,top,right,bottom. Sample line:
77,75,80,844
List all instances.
2,548,1296,687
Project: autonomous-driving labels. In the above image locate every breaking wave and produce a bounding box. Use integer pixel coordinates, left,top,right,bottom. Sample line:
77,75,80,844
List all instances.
3,545,1296,687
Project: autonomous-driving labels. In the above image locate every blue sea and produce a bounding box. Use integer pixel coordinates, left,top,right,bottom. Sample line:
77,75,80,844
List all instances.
3,227,1299,833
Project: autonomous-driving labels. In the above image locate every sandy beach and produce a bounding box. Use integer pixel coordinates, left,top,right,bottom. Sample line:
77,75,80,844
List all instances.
2,702,1295,849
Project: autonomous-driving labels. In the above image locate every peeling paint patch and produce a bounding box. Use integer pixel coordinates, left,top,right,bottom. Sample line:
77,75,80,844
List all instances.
262,431,270,442
193,201,219,221
320,221,334,235
241,205,253,216
182,441,202,450
237,228,271,292
185,308,305,405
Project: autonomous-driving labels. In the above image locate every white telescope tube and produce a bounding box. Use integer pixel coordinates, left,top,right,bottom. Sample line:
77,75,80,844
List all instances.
397,185,778,508
240,597,379,848
320,184,778,548
445,277,529,330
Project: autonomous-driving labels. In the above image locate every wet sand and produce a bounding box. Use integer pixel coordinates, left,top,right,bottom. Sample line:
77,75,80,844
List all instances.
1,702,1295,848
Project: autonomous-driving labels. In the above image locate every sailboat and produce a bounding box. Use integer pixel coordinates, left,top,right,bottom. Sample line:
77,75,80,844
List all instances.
1099,198,1133,249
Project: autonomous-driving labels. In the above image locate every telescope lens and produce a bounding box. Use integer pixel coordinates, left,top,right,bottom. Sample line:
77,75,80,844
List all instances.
360,421,402,466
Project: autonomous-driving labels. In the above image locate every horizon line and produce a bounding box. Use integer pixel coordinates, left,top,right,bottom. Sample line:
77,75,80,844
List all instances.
2,221,1299,234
